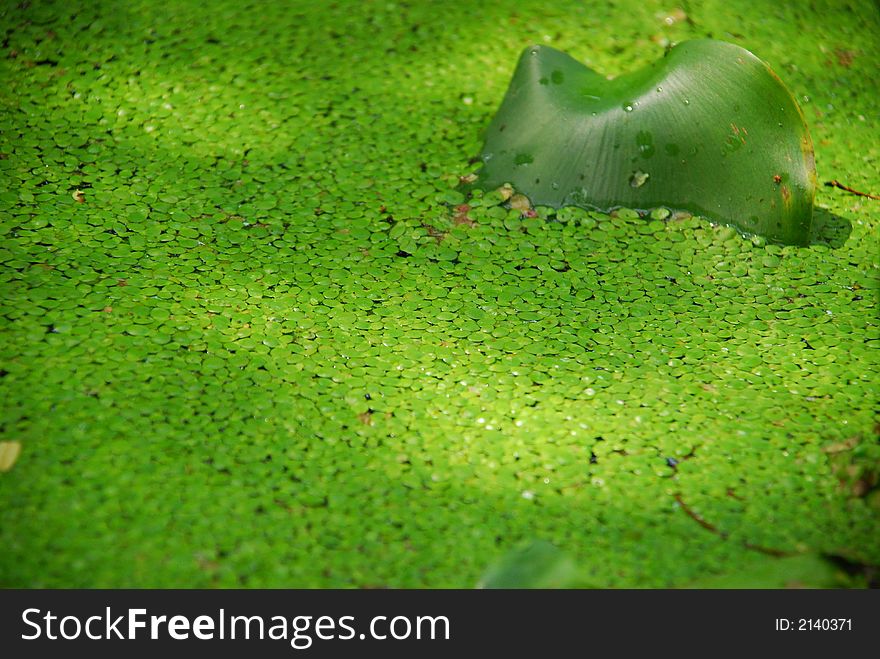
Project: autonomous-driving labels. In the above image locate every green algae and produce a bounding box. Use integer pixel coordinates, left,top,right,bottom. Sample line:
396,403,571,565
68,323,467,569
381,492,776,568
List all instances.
481,541,871,588
0,0,877,588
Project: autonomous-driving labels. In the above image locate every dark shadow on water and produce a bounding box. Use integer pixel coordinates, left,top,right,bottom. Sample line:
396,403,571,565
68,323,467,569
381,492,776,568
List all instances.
809,207,852,248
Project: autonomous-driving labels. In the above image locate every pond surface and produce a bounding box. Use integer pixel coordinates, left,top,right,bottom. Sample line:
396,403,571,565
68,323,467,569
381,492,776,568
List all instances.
0,0,877,587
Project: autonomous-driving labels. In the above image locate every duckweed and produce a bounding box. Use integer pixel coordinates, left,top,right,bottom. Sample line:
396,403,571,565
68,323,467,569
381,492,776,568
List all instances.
0,0,877,588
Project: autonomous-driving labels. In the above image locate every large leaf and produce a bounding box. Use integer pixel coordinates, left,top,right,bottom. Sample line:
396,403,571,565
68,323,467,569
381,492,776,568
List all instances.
470,40,817,245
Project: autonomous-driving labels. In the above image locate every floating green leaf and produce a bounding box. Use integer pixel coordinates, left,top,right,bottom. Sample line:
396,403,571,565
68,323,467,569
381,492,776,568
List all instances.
477,541,583,589
470,40,817,244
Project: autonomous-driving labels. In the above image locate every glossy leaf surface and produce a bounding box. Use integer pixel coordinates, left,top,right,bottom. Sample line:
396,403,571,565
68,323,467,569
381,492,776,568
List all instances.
473,40,817,244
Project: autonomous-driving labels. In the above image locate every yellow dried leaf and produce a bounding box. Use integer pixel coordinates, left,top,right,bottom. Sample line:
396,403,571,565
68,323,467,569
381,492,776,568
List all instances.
0,441,22,472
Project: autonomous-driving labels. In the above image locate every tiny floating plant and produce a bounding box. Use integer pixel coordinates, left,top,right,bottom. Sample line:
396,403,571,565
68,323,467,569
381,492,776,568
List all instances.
467,40,817,245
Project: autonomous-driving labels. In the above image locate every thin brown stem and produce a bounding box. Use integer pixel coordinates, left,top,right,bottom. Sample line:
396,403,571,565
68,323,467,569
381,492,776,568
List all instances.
824,180,880,200
674,494,724,535
674,493,796,557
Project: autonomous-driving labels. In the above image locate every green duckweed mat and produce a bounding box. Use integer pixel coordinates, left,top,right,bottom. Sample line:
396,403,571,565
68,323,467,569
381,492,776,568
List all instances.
1,0,877,587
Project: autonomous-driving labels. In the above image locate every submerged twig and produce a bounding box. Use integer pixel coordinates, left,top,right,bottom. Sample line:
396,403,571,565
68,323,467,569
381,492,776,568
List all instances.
824,180,880,200
673,493,797,557
673,494,722,534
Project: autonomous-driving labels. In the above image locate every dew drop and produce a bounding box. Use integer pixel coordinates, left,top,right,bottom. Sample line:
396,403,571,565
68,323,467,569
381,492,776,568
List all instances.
623,103,634,112
683,99,690,105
